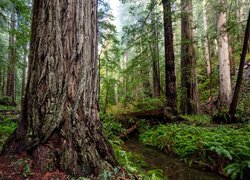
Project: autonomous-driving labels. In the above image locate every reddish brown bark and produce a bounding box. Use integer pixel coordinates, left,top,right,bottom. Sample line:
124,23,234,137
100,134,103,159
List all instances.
2,0,117,177
163,0,178,116
180,0,200,114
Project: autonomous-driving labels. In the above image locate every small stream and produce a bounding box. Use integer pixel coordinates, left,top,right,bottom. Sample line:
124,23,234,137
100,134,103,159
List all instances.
122,136,228,180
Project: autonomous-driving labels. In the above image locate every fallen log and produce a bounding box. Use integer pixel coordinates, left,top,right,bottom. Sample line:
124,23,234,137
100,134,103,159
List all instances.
116,108,183,123
120,123,138,138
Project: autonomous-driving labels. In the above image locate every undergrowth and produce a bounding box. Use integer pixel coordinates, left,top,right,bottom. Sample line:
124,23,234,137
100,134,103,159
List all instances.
139,123,250,179
101,114,167,179
0,117,17,151
106,97,164,114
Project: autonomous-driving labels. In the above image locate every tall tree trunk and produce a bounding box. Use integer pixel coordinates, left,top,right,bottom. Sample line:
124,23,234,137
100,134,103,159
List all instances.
163,0,178,116
2,0,117,177
229,10,250,117
1,68,5,96
217,0,232,109
6,10,16,103
228,35,236,75
203,0,212,76
115,75,119,104
125,50,129,97
21,46,27,100
0,69,2,96
151,2,161,98
180,0,200,114
104,69,109,113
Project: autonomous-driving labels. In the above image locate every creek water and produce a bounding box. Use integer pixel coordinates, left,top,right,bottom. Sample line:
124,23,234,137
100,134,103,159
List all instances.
122,136,228,180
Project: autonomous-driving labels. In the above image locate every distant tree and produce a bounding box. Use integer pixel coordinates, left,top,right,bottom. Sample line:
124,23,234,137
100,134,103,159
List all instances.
150,0,161,98
21,45,27,99
162,0,178,116
217,0,232,109
229,10,250,118
6,9,16,103
202,0,211,77
180,0,200,114
2,0,117,177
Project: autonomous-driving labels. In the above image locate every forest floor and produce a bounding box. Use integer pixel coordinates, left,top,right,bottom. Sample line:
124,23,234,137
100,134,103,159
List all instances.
0,102,250,179
103,110,250,180
0,104,71,179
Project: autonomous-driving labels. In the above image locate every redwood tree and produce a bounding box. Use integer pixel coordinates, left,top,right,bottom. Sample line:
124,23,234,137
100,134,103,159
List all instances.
180,0,200,114
6,10,16,103
151,0,161,98
163,0,178,116
2,0,117,177
217,0,232,109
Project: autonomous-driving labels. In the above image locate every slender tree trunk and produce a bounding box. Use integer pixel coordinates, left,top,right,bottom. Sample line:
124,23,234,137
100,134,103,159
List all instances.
21,46,27,100
6,10,16,103
180,0,200,114
151,3,161,98
229,10,250,117
217,0,232,109
228,35,236,75
2,1,117,177
1,68,5,96
104,69,109,113
125,51,129,97
115,75,119,104
163,0,178,116
203,0,212,76
0,69,2,95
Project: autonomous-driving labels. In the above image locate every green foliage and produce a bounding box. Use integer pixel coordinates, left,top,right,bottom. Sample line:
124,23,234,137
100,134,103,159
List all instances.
139,123,250,178
133,97,165,112
0,116,17,151
212,110,249,124
111,140,167,179
0,96,12,105
225,161,250,180
101,113,125,140
180,114,211,125
23,160,33,178
101,114,167,179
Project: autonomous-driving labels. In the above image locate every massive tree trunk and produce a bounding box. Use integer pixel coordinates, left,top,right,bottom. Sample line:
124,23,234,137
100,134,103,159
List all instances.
163,0,178,116
2,0,117,177
151,2,161,98
217,0,232,109
6,10,16,103
180,0,200,114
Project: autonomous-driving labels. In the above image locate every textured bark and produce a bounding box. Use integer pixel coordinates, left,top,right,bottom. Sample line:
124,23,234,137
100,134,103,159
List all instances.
6,10,16,103
163,0,178,116
180,0,200,114
229,10,250,116
151,3,161,98
2,0,117,177
217,0,232,109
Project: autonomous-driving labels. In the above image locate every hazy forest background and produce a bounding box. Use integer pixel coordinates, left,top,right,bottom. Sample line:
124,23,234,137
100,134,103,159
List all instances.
0,0,250,179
